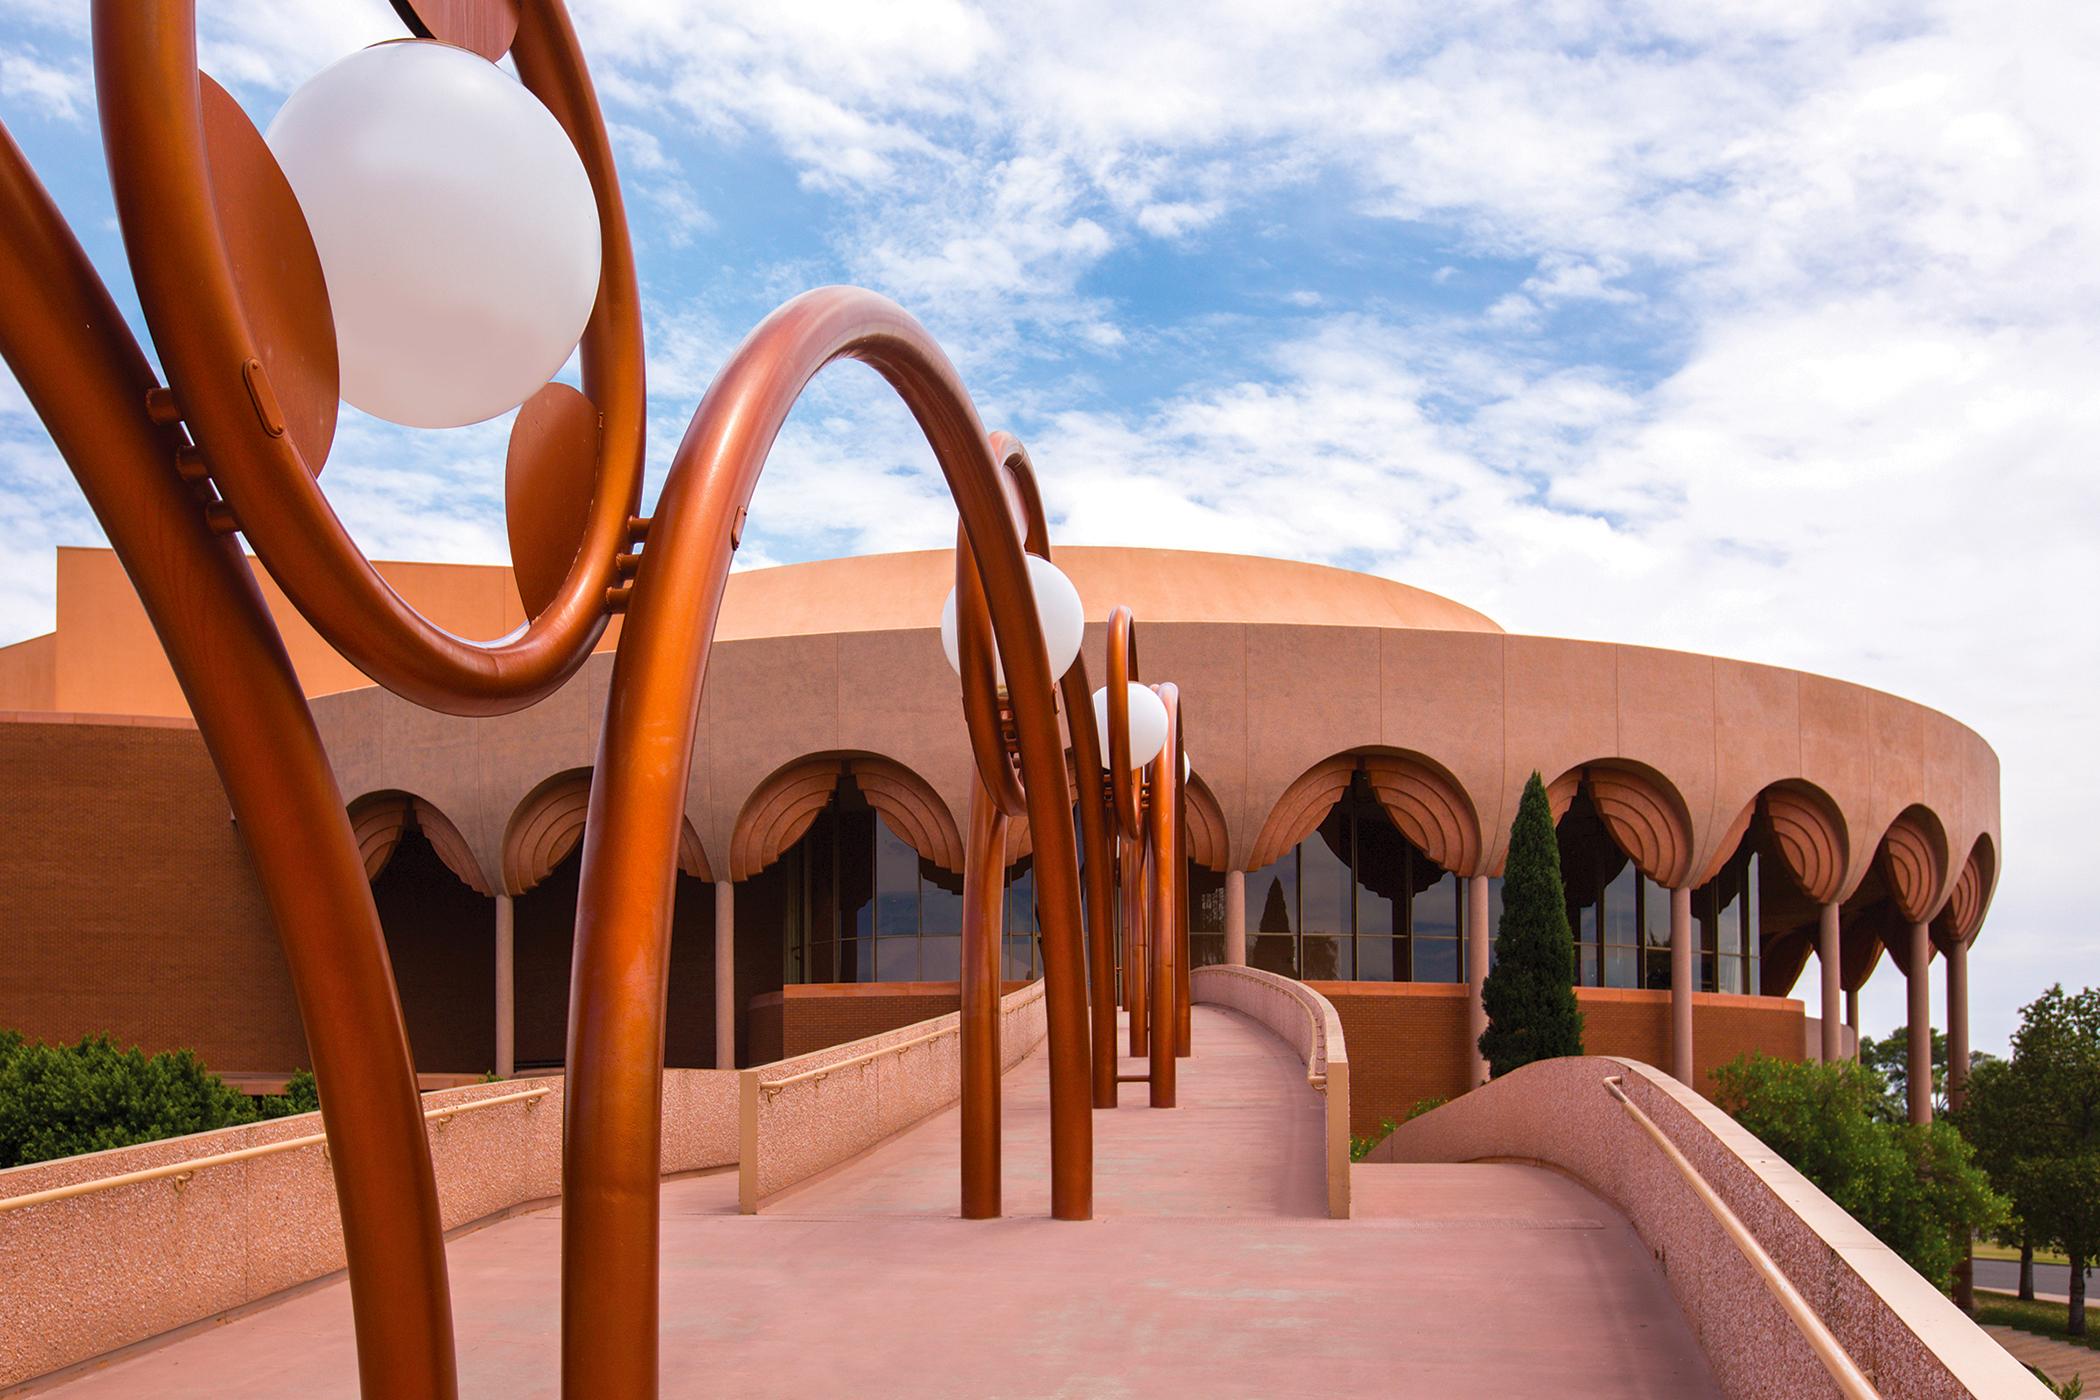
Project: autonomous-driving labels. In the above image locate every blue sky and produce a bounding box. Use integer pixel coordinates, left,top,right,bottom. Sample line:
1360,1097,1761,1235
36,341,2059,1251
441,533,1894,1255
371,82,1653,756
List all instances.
3,0,2096,1056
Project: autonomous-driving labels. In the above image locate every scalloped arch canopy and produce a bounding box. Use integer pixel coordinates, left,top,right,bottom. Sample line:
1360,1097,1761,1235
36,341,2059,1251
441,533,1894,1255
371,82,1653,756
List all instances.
1249,750,1482,877
729,754,963,882
347,790,492,896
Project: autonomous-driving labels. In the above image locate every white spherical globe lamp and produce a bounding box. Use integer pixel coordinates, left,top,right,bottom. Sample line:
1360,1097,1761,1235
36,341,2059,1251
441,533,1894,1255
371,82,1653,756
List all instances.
939,555,1085,683
265,41,602,429
1091,682,1169,770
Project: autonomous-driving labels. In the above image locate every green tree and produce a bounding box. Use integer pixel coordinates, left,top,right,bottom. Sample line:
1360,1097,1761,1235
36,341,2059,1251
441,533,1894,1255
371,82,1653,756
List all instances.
1478,772,1583,1076
1993,986,2100,1335
1951,1055,2045,1299
0,1032,259,1168
1713,1051,2006,1290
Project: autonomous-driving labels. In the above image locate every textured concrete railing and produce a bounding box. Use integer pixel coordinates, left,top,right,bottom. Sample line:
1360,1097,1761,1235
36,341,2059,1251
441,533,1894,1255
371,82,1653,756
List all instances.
1371,1057,2045,1399
1190,965,1350,1219
739,979,1048,1211
0,1070,738,1390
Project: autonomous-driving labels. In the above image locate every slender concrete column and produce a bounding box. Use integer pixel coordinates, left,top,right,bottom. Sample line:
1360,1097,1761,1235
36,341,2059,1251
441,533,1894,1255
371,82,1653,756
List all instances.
714,880,736,1071
1846,988,1861,1060
1818,902,1842,1063
1224,869,1247,966
1948,937,1971,1111
1907,920,1933,1125
1466,875,1490,1087
494,893,515,1079
1670,885,1694,1084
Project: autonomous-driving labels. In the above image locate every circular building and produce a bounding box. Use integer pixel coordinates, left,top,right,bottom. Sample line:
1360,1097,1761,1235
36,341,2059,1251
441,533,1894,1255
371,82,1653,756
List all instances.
0,544,1998,1130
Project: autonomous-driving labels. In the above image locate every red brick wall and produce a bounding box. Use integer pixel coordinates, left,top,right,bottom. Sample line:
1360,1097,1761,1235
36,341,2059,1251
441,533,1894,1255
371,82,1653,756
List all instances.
1316,981,1805,1136
1313,983,1473,1136
746,981,1032,1064
0,718,306,1071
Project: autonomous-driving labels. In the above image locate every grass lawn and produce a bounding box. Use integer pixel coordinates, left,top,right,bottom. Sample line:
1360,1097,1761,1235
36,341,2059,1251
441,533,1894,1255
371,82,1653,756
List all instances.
1976,1240,2074,1267
1976,1290,2100,1351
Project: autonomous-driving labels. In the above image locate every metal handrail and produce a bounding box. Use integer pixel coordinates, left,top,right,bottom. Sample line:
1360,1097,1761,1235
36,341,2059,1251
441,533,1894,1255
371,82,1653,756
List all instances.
756,1024,959,1099
1603,1076,1877,1399
0,1085,551,1216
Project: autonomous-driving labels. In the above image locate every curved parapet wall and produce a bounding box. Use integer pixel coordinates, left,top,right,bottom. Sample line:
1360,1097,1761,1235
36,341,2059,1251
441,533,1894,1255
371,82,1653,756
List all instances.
0,1071,738,1390
739,979,1047,1212
1370,1058,2042,1398
1191,965,1350,1219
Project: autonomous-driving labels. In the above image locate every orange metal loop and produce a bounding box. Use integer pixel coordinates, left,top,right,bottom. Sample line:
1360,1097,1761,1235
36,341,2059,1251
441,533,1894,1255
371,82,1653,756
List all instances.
987,431,1123,1109
1106,606,1145,840
564,286,1099,1392
954,525,1027,817
92,0,643,716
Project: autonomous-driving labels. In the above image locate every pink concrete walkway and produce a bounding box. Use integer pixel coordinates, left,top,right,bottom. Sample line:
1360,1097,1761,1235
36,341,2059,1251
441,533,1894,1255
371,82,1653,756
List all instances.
41,1006,1715,1397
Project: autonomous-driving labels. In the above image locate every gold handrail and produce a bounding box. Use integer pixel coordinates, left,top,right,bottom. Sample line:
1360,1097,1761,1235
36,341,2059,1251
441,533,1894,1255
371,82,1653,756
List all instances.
756,1025,960,1100
0,1085,551,1216
1603,1076,1877,1399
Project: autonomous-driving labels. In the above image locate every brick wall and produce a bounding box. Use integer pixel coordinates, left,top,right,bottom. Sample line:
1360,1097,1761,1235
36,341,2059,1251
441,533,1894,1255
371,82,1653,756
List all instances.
1317,981,1806,1136
0,717,306,1071
745,981,1033,1064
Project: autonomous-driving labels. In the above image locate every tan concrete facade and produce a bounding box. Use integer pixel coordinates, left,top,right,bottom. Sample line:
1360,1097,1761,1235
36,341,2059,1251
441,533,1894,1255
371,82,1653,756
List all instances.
277,556,1997,931
0,545,2000,1127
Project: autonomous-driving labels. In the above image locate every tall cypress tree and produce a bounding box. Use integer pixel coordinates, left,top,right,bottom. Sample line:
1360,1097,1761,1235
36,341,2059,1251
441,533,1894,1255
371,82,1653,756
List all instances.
1478,771,1584,1076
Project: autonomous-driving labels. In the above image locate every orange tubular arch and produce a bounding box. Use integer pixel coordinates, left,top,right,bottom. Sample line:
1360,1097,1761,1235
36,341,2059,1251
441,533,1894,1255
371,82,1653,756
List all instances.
562,287,1095,1394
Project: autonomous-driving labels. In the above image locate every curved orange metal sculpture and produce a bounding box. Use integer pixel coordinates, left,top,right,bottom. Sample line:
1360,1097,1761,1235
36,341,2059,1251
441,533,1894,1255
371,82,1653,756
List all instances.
1,5,1137,1396
91,2,644,717
560,286,1096,1389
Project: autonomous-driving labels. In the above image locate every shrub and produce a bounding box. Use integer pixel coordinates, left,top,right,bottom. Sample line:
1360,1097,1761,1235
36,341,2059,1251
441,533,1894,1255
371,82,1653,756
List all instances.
0,1031,259,1169
1713,1051,2005,1289
1349,1118,1399,1162
257,1067,321,1120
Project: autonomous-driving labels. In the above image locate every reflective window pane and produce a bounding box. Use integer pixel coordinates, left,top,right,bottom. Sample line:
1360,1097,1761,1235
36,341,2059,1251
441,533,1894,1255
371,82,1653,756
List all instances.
1186,862,1225,934
1412,870,1460,942
836,938,868,983
1355,935,1395,982
920,934,960,981
1250,933,1297,977
837,809,875,940
1354,816,1404,938
1301,933,1348,981
1415,936,1459,984
1251,860,1296,936
1302,810,1350,937
876,936,919,982
920,859,963,936
874,820,919,935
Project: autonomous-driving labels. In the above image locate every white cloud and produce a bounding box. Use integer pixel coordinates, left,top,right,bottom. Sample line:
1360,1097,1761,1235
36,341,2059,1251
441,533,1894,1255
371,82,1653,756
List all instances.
0,48,89,123
0,0,2093,1058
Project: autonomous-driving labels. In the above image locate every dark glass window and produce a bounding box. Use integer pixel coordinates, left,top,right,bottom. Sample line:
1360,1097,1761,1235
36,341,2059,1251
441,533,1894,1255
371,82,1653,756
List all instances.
1186,861,1226,970
1242,772,1465,983
1557,782,1767,998
780,776,1018,985
1695,846,1761,995
1557,787,1674,991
